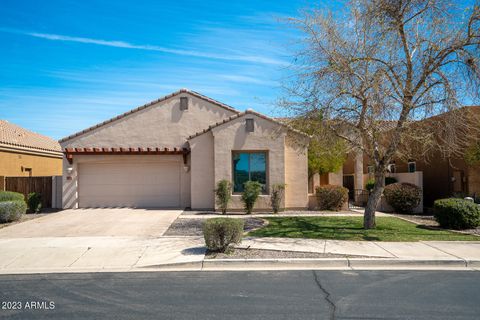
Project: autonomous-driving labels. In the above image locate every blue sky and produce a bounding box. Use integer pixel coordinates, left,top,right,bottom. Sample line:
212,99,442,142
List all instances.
0,0,315,140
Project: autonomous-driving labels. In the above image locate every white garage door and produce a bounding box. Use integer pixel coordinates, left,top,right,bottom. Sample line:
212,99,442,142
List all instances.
78,161,181,208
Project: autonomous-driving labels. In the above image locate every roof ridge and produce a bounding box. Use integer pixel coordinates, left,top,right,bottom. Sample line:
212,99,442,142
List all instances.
187,109,310,140
59,89,241,143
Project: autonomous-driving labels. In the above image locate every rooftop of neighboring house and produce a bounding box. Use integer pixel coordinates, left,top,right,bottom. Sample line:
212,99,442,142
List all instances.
0,120,62,154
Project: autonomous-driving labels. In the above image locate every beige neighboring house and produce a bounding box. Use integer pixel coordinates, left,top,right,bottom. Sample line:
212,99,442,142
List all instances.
0,120,62,187
60,89,310,210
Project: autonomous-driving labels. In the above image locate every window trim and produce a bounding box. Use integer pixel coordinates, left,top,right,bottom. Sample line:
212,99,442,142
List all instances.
408,161,416,173
232,150,269,194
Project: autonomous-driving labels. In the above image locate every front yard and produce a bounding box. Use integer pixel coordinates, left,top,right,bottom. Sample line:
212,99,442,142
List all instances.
248,216,479,241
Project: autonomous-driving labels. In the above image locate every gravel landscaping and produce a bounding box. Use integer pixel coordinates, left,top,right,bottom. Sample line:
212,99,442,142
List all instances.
164,217,267,236
205,248,363,259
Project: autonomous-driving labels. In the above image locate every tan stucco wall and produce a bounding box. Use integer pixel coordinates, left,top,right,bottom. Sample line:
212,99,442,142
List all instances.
61,93,236,209
189,132,215,209
468,165,480,196
62,154,188,209
211,114,294,210
284,134,309,208
0,150,62,177
61,93,237,149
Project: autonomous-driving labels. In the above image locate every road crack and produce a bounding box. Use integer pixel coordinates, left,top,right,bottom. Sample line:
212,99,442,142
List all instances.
312,270,336,320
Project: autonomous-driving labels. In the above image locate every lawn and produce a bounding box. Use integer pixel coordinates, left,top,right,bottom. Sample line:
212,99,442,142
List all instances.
248,216,479,241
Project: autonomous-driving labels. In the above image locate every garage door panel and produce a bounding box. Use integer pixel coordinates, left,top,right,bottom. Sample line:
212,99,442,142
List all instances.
78,161,181,208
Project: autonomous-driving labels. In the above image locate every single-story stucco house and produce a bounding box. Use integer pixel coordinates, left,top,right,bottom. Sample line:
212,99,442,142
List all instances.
59,89,310,210
1,120,62,182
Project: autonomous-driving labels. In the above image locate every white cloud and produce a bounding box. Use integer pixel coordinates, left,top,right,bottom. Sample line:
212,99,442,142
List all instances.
0,28,287,66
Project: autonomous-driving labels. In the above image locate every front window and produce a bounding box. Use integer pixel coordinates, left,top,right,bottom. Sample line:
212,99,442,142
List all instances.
233,151,267,193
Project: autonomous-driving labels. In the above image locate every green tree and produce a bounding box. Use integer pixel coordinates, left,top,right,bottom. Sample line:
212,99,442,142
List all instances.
289,112,347,176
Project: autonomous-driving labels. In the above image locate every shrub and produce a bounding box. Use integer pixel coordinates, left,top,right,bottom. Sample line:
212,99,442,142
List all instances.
215,180,232,215
0,200,27,223
0,191,24,202
241,181,262,214
433,198,480,230
203,218,244,252
27,192,42,213
365,177,397,192
384,182,421,214
315,185,348,211
270,184,285,214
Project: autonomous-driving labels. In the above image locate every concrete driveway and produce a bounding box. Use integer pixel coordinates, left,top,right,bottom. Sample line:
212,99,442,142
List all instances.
0,208,206,274
0,208,183,238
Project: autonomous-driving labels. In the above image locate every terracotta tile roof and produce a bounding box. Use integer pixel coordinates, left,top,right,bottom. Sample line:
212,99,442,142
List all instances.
59,89,240,143
0,120,61,154
64,147,189,164
64,147,188,153
187,109,310,140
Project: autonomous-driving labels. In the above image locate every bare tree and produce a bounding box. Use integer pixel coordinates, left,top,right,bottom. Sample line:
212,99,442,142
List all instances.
282,0,480,228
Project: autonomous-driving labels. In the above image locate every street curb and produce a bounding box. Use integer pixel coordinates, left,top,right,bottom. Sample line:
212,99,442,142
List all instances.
348,259,468,269
140,261,203,270
141,258,480,271
202,258,348,270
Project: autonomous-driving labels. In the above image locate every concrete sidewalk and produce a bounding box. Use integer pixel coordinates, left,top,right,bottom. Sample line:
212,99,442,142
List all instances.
236,237,480,260
1,235,480,274
0,236,205,274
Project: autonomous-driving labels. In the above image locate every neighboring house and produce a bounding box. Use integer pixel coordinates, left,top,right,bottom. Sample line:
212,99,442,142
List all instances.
341,106,480,208
59,89,309,210
0,120,62,189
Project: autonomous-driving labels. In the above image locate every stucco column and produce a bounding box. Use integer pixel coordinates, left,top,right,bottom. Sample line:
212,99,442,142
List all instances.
354,150,364,203
312,173,320,191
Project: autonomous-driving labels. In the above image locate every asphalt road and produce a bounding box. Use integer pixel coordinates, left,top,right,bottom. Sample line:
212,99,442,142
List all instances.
0,270,479,320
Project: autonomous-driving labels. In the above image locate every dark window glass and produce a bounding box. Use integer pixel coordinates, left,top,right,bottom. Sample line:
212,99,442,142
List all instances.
233,152,267,192
408,162,416,173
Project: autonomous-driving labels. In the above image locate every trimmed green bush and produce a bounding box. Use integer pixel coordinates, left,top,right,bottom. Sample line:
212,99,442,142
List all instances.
384,182,421,214
27,192,42,213
315,185,348,211
0,191,24,202
241,181,262,214
270,184,285,214
203,218,244,252
215,180,232,215
0,200,27,223
433,198,480,230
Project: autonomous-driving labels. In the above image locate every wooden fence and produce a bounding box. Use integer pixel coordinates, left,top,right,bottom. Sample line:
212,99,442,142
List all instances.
5,176,53,208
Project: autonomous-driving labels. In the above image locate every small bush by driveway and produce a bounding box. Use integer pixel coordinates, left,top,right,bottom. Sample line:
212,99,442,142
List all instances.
165,218,266,236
